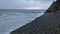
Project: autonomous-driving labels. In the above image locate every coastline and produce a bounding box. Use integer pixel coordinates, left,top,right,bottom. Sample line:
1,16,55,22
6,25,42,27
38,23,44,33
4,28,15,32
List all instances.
10,0,60,34
10,12,60,34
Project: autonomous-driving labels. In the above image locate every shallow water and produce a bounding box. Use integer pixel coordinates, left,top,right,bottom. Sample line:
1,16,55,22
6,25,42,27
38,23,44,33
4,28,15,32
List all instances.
0,9,45,34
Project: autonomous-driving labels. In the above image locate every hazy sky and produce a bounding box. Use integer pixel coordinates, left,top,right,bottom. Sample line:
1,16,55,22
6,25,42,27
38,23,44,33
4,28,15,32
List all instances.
0,0,54,9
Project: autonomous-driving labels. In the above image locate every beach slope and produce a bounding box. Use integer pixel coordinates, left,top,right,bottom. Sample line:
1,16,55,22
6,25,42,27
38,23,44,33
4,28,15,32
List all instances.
10,0,60,34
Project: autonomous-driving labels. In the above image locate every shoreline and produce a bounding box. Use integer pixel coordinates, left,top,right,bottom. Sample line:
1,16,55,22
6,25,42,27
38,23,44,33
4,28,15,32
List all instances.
10,0,60,34
10,12,60,34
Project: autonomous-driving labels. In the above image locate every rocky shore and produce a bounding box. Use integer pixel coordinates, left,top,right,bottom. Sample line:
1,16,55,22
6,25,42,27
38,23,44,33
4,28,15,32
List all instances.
10,0,60,34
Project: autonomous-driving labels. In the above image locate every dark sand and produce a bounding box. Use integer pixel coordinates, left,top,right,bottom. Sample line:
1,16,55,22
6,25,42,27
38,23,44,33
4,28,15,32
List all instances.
10,12,60,34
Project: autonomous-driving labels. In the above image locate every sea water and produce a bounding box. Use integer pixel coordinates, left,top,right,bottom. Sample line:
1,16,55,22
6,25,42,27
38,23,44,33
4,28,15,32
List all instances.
0,9,45,34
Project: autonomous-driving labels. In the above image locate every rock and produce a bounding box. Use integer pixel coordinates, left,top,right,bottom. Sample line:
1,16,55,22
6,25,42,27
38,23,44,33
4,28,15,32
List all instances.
46,0,60,12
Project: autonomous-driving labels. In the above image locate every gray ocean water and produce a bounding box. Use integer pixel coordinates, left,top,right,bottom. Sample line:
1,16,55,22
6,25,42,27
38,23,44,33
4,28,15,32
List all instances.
0,9,45,34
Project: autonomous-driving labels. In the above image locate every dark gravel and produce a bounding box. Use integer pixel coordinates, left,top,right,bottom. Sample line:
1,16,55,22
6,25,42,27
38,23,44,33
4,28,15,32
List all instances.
10,12,60,34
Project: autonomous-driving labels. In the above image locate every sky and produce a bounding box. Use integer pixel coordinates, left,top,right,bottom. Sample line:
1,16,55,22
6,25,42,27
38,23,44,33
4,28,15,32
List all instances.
0,0,54,9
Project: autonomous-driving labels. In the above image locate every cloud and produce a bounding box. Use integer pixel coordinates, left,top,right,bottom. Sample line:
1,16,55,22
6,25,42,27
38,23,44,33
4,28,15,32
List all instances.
0,0,53,9
26,0,53,3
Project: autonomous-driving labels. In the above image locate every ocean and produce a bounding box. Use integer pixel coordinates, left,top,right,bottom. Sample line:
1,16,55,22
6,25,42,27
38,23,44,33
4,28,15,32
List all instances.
0,9,45,34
